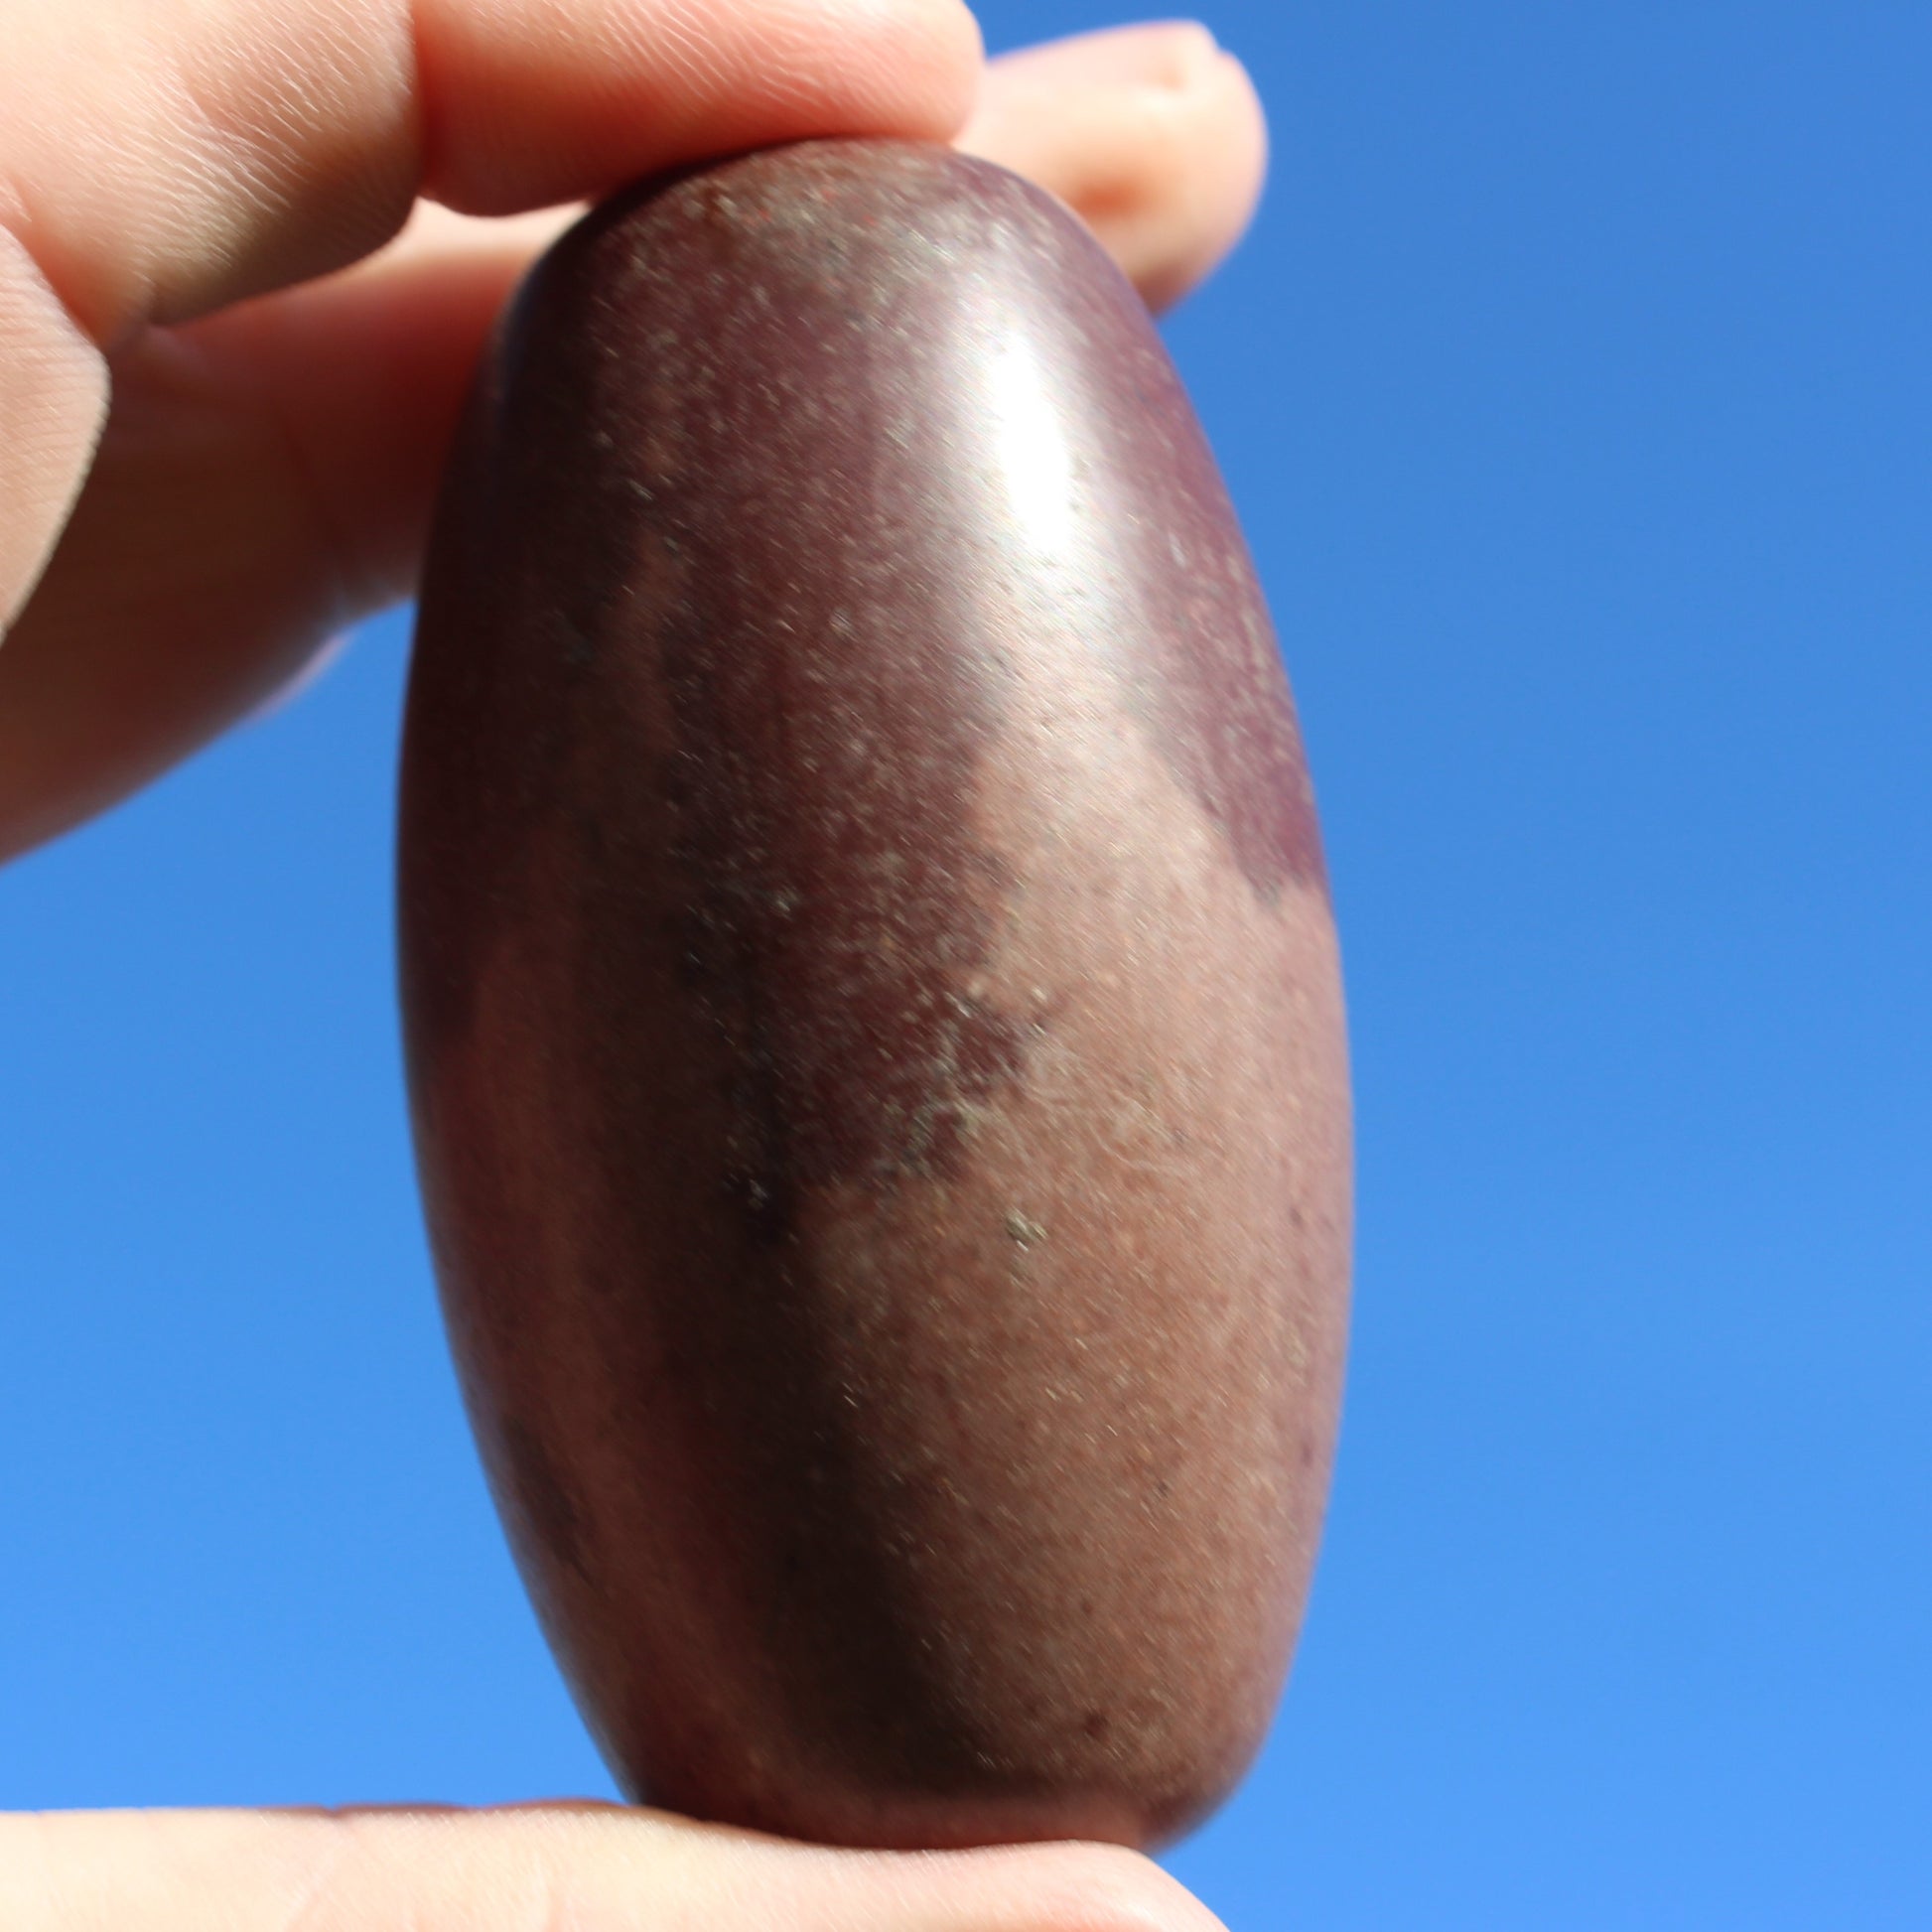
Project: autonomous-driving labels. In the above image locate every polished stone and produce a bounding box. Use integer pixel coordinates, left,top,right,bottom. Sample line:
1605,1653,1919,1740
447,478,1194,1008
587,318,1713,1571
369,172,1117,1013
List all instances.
401,138,1351,1851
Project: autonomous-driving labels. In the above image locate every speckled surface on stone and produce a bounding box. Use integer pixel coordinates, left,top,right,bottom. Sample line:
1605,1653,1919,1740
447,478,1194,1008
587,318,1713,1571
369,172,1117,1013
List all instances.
400,138,1352,1852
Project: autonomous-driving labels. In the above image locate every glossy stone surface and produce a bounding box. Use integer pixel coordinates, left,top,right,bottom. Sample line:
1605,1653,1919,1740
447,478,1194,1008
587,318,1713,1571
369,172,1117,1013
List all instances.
400,139,1350,1851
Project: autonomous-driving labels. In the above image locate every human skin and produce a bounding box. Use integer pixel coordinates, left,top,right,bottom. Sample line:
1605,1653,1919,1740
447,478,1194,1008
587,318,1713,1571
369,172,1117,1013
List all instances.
0,6,1266,865
0,2,1268,1925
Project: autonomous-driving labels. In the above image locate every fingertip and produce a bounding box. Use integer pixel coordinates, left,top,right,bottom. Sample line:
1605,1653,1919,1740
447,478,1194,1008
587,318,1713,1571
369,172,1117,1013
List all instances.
924,1841,1234,1932
418,0,988,215
1092,29,1269,311
1156,41,1269,306
960,19,1271,311
833,0,987,138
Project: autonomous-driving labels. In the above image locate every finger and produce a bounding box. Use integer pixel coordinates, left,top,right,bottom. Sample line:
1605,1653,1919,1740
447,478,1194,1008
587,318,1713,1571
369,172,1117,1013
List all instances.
0,1805,1229,1931
0,205,564,859
0,0,982,635
0,24,1271,865
958,21,1268,313
2,0,983,342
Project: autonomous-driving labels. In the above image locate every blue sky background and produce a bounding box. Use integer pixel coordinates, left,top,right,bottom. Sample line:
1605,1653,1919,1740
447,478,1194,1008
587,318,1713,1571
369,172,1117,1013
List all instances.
2,3,1927,1925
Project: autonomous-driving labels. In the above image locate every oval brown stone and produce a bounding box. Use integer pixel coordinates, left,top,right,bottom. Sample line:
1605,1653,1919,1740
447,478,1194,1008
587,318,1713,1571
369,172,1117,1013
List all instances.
400,139,1350,1852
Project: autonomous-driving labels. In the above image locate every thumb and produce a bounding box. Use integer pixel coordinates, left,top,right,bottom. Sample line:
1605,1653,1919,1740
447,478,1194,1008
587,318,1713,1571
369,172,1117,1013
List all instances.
1,1804,1230,1931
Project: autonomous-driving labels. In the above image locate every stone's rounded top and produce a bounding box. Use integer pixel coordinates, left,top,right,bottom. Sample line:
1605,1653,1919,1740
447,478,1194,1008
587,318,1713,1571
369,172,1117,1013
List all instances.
560,137,1105,283
490,138,1326,909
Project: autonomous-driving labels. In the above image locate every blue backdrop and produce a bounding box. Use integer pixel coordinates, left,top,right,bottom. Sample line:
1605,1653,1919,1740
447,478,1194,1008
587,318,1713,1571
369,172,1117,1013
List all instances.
3,3,1927,1925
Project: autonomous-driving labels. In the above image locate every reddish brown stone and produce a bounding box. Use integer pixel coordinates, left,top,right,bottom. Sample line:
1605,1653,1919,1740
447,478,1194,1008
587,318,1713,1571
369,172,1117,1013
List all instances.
400,139,1350,1851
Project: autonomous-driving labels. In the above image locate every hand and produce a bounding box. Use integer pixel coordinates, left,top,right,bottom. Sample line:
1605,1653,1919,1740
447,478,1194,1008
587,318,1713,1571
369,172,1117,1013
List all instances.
0,1804,1230,1929
0,2,1264,865
0,5,1258,1924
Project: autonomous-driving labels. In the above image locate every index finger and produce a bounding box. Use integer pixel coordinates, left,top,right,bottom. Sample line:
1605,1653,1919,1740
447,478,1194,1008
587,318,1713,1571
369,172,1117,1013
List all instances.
1,0,982,342
0,0,981,627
